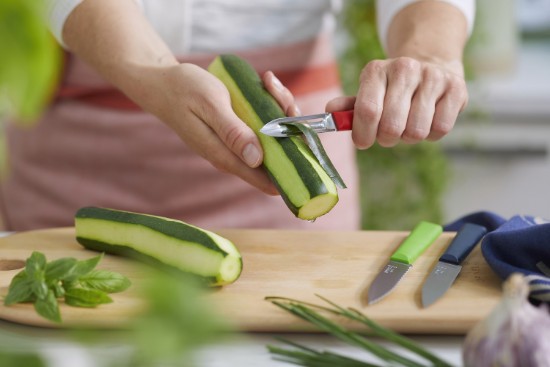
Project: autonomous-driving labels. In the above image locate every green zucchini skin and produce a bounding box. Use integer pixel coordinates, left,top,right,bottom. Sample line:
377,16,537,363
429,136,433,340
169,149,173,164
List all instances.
208,54,338,221
75,207,242,286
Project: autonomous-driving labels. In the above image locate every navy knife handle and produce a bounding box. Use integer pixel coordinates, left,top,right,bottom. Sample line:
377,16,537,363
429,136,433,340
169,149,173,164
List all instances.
439,223,488,265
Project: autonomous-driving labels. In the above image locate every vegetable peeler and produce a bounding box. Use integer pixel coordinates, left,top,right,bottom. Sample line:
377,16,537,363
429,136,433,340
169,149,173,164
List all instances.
260,109,354,137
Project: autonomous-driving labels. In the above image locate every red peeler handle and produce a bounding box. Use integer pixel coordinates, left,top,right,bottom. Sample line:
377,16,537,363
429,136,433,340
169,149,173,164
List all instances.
331,109,354,131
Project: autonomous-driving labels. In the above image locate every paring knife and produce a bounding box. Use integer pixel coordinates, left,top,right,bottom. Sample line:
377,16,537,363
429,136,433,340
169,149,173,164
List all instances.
421,223,488,308
260,109,354,137
367,221,443,305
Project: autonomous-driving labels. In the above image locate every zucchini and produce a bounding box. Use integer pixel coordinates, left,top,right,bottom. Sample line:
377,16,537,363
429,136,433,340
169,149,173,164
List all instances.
74,207,242,286
208,54,338,220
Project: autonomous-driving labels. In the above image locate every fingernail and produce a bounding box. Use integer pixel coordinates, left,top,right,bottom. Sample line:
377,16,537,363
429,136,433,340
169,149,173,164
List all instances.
271,74,283,91
293,105,302,116
243,143,261,167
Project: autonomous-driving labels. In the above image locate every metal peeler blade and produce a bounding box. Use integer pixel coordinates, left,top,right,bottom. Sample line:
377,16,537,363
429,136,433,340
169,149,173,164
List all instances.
260,113,336,137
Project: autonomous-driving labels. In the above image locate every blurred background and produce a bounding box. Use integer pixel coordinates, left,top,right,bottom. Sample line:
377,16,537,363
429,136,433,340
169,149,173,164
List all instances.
439,0,550,223
338,0,550,229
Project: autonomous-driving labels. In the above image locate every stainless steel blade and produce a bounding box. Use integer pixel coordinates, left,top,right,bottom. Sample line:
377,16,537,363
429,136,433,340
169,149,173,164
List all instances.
259,113,335,137
367,260,411,305
259,123,289,137
421,262,462,307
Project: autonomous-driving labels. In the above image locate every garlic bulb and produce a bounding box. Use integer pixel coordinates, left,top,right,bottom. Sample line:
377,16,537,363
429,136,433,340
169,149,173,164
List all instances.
462,273,550,367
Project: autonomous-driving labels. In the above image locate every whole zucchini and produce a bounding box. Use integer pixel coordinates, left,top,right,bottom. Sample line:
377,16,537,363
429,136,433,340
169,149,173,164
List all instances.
75,207,242,286
208,54,339,220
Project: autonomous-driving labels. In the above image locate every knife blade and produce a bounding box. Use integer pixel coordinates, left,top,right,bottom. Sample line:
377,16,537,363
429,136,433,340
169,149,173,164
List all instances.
260,109,353,137
421,223,488,308
367,221,443,305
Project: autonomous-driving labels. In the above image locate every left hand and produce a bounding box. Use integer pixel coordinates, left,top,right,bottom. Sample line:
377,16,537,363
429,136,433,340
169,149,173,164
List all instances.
326,57,468,149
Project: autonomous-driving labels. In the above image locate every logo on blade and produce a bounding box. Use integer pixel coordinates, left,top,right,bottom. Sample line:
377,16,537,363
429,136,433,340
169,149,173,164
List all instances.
384,264,398,274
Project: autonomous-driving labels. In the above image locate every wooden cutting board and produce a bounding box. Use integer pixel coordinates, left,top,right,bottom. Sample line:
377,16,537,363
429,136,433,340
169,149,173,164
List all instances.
0,227,502,334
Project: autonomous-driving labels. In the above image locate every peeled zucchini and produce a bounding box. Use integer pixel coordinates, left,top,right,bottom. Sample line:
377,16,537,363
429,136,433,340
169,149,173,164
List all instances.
75,207,242,286
208,54,339,220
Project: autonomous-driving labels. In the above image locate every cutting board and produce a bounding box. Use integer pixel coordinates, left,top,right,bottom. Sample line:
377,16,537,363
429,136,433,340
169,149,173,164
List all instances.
0,227,502,334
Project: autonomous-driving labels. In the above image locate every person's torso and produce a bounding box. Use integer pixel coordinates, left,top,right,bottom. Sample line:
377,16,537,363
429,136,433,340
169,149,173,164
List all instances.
0,0,360,231
136,0,339,54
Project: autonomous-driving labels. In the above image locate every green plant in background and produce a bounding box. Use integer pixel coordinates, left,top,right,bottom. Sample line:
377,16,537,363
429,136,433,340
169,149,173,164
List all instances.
0,0,61,122
355,143,449,231
0,0,62,180
0,351,46,367
338,0,450,230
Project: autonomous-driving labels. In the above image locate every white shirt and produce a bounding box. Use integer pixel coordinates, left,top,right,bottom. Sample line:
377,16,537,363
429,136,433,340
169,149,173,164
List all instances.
44,0,475,53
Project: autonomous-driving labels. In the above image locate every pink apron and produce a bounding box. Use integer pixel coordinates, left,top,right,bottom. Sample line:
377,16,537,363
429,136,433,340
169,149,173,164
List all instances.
0,33,360,231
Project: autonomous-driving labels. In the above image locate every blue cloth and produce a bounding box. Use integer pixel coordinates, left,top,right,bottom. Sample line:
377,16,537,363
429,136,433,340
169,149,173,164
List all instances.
445,211,550,303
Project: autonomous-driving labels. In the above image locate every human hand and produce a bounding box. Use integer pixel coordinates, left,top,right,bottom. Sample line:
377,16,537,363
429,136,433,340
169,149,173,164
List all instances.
143,65,304,196
139,61,317,198
144,63,279,195
326,57,468,149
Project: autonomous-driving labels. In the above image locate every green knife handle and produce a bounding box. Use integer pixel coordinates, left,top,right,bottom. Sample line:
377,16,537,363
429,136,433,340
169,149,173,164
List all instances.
390,221,443,264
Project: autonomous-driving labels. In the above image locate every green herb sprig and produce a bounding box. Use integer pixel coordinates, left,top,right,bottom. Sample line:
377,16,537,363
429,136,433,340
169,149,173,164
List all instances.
266,295,453,367
3,251,131,323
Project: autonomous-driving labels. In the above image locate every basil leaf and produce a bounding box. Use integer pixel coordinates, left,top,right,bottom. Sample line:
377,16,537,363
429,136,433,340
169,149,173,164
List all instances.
34,290,61,323
6,269,30,288
53,283,65,298
3,251,130,323
61,279,77,291
64,288,113,308
45,257,77,280
63,254,103,281
4,277,35,305
78,269,131,293
31,279,48,300
25,251,46,278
